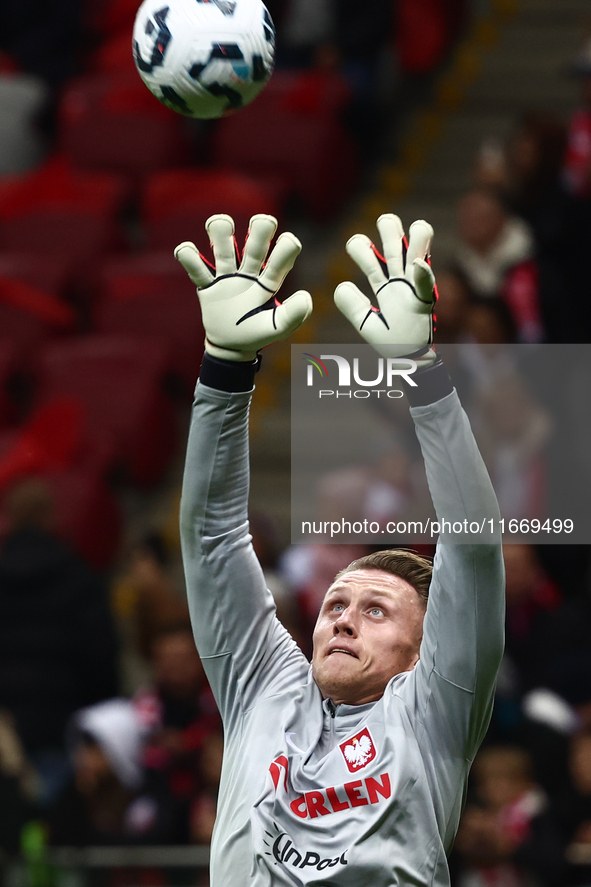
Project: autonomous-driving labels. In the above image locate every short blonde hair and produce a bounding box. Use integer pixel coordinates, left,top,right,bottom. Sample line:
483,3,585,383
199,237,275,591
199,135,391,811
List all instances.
334,549,433,608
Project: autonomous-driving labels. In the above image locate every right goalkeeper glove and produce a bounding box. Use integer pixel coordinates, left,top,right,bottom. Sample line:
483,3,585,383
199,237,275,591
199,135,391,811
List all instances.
334,214,437,366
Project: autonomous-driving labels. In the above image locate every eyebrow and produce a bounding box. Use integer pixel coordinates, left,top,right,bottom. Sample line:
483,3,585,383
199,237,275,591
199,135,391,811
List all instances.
325,586,397,601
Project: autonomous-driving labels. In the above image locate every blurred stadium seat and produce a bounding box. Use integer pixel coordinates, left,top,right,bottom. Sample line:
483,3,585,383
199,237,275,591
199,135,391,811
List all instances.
59,72,192,180
96,252,204,390
0,252,74,298
0,159,129,265
0,397,122,566
36,335,176,486
45,465,122,567
212,70,358,219
89,30,138,73
0,276,76,363
142,168,283,254
0,340,17,428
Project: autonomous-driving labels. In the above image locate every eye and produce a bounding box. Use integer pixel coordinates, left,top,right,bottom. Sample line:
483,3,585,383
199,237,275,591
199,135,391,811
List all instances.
369,607,384,617
332,603,345,613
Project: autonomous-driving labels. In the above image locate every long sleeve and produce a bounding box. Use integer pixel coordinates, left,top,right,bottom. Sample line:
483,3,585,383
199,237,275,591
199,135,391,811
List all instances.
179,380,308,730
395,383,505,846
411,388,505,717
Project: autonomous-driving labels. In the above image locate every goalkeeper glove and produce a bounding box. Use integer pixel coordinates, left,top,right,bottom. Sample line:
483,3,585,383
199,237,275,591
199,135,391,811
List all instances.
335,214,437,366
175,213,313,361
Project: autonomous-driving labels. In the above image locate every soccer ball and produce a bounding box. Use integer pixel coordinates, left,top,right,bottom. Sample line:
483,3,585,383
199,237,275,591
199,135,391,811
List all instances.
132,0,275,120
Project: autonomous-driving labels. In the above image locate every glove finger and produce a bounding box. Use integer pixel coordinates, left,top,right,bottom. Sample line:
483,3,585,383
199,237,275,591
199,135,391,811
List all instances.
412,258,437,305
346,234,387,293
174,241,215,288
376,214,405,278
334,281,373,330
274,290,313,339
206,214,237,275
258,231,302,292
240,214,278,276
405,220,434,277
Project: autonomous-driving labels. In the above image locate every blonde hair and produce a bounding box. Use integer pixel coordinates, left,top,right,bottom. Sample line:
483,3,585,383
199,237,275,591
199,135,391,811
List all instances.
334,549,433,608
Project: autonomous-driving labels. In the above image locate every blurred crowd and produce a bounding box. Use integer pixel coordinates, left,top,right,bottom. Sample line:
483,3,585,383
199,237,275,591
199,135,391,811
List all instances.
1,472,591,887
0,1,589,887
434,40,591,347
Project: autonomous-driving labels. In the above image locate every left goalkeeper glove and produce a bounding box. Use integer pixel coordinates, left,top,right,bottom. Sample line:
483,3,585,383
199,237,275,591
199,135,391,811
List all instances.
334,214,437,365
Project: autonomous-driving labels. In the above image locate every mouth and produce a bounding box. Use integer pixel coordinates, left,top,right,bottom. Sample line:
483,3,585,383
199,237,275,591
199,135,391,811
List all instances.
328,648,358,658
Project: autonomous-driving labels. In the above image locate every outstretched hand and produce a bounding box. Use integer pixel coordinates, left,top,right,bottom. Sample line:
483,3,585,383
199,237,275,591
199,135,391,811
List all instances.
175,214,313,361
335,214,437,362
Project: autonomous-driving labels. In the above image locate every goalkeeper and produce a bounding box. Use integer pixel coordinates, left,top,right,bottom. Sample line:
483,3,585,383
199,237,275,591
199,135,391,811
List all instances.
176,213,504,886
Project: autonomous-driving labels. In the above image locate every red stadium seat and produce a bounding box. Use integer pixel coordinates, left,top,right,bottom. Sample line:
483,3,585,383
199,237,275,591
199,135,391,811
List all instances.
98,250,192,299
0,397,122,566
0,158,129,264
83,0,138,40
142,168,283,254
0,277,76,364
59,72,192,180
96,252,204,389
212,70,358,219
0,340,17,427
37,335,176,486
0,398,86,492
46,465,122,568
89,30,137,73
0,252,74,298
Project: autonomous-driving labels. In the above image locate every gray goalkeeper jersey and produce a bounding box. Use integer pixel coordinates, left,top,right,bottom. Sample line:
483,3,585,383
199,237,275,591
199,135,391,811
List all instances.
180,382,504,887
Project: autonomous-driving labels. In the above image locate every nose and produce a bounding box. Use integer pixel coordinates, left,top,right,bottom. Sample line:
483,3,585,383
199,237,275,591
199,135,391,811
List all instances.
333,607,357,636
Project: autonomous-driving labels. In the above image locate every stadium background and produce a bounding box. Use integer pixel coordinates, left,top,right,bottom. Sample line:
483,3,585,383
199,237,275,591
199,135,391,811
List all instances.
0,0,589,884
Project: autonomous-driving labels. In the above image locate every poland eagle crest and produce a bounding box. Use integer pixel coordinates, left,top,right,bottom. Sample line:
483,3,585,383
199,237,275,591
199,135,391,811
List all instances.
340,728,376,773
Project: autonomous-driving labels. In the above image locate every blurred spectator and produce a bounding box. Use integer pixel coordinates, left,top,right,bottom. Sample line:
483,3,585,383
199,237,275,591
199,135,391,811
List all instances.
250,511,306,649
557,730,591,885
112,532,189,693
0,709,38,852
317,445,413,528
454,188,544,342
455,188,534,298
433,268,473,344
0,478,118,803
563,39,591,199
189,731,224,845
475,115,567,228
134,623,220,820
465,299,517,345
475,378,551,521
48,699,180,845
501,544,591,698
474,115,574,344
453,745,564,887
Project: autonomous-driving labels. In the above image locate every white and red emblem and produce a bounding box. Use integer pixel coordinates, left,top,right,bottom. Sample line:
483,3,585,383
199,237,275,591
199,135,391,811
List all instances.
339,728,376,773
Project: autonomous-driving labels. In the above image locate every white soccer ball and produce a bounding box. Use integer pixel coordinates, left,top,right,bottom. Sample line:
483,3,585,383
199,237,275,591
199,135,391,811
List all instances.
132,0,275,120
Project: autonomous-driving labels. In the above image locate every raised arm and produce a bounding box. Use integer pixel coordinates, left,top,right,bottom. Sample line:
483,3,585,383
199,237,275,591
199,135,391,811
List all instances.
333,213,505,755
407,367,504,755
176,214,312,727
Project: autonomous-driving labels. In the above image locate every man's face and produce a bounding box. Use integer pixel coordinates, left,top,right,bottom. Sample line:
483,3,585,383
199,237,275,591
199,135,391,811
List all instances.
311,569,425,706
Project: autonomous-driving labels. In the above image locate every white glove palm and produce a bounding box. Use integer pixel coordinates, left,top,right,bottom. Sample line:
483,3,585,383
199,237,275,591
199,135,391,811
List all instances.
175,214,313,361
335,214,436,362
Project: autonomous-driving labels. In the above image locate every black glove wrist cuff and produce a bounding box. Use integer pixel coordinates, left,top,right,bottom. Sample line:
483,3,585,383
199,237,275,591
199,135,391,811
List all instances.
199,352,261,392
406,357,454,407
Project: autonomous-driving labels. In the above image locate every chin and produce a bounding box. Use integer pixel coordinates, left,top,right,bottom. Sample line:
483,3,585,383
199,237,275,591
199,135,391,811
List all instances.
313,658,366,704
